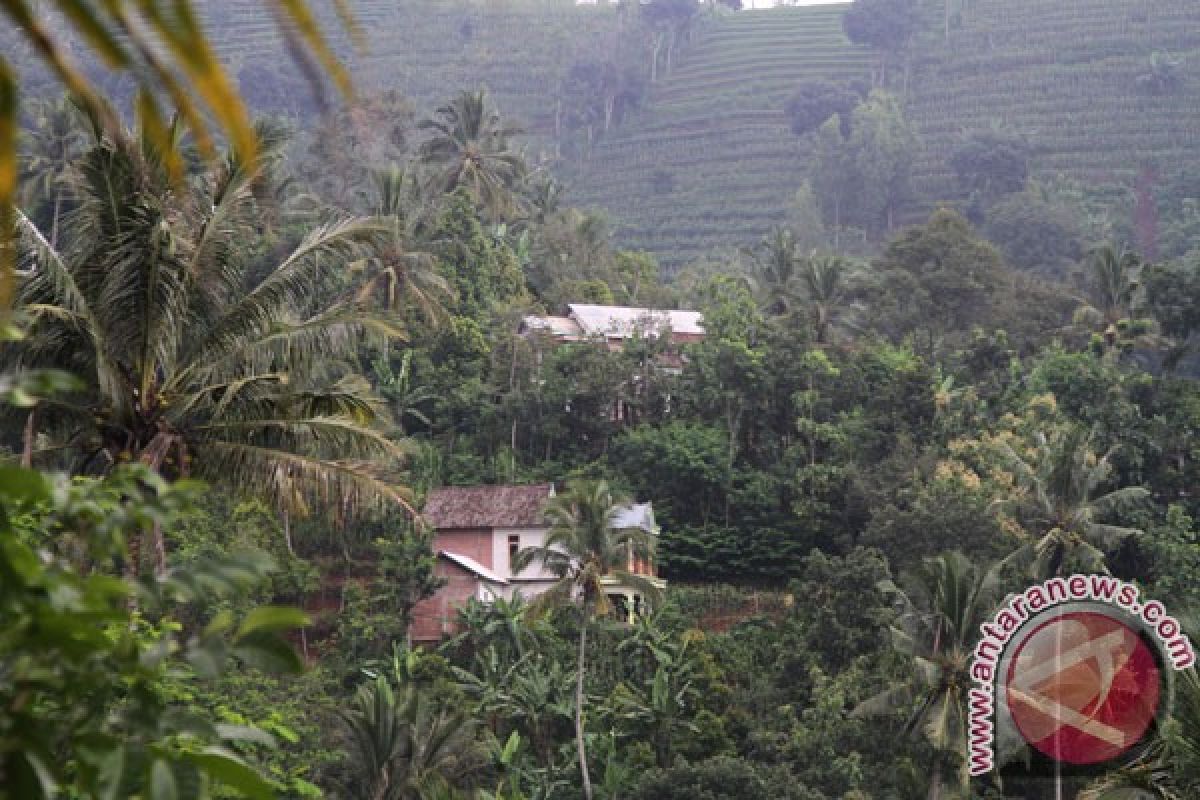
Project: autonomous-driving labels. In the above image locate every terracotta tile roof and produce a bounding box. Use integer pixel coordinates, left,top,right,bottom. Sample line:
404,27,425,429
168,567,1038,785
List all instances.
423,484,554,530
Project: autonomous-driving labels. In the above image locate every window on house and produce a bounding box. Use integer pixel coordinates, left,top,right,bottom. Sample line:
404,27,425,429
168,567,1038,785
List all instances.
508,534,521,567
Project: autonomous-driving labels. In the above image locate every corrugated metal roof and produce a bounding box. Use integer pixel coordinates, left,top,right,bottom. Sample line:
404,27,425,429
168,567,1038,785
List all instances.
439,551,509,585
424,484,554,529
520,315,583,337
567,304,705,338
613,502,658,534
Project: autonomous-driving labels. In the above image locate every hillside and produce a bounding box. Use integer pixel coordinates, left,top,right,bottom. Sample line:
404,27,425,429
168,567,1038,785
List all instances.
564,0,1200,269
45,0,1200,270
906,0,1200,201
560,4,873,269
196,0,615,149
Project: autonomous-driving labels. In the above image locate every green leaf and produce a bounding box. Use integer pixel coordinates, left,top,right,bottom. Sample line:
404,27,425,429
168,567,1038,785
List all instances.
150,760,178,800
215,724,277,749
82,739,125,800
186,639,227,680
3,750,57,799
500,730,521,763
236,606,309,638
233,633,304,674
185,747,275,800
203,610,236,638
0,369,84,405
0,467,50,505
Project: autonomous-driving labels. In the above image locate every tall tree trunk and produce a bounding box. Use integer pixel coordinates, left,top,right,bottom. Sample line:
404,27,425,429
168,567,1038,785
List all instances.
125,529,143,611
576,619,593,800
928,758,942,800
51,190,62,248
282,509,295,557
153,519,167,576
21,405,36,468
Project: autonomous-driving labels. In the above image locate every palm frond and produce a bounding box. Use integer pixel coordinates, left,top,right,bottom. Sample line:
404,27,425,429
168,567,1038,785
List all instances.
197,441,415,518
182,216,384,370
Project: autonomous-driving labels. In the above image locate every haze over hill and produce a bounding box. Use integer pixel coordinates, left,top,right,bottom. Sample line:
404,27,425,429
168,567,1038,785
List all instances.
185,0,1200,270
560,3,874,268
562,0,1200,267
20,0,1199,268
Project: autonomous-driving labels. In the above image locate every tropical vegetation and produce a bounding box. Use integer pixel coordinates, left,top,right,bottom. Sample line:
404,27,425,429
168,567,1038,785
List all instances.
3,1,1200,799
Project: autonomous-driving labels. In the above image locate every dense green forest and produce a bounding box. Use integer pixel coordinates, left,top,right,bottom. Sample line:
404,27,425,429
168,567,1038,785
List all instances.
4,1,1200,799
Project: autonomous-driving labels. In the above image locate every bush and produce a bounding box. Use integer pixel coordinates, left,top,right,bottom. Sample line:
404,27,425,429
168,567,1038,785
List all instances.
984,190,1083,277
628,755,821,800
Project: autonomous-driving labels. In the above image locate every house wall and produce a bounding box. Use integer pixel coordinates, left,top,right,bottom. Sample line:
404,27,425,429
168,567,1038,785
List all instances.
432,529,493,569
492,526,558,581
506,580,557,604
410,560,509,642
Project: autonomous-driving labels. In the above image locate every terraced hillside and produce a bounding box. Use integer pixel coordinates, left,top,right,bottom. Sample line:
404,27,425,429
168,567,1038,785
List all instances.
560,4,873,270
197,0,615,144
907,0,1200,205
38,0,1198,270
564,0,1200,268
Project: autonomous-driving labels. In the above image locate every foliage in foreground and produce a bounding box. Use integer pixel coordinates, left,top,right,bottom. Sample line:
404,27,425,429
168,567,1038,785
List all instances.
0,463,307,798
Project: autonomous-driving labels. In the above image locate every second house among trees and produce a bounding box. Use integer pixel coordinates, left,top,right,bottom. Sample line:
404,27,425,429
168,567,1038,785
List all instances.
410,483,665,642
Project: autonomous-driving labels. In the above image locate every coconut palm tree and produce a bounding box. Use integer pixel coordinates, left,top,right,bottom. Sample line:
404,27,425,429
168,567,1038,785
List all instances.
746,226,800,316
360,166,451,326
997,426,1148,578
797,251,859,345
511,480,659,800
7,116,412,572
418,90,526,221
341,669,482,800
854,551,1002,800
20,95,85,247
1071,244,1156,358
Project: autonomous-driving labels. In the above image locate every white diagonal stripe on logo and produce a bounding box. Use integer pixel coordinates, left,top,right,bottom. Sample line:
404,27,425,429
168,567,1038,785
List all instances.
1006,686,1127,747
